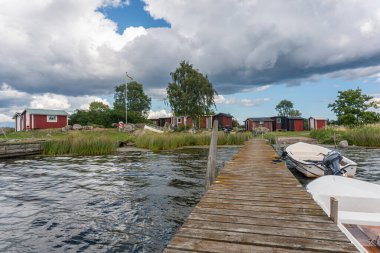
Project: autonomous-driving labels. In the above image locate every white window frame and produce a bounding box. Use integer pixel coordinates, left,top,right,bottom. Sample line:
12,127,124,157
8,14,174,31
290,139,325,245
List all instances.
276,118,281,124
47,115,58,122
259,121,264,125
177,117,182,124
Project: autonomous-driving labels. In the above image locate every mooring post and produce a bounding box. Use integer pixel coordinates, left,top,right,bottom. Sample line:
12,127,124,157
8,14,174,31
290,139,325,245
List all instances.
330,197,338,224
205,120,218,190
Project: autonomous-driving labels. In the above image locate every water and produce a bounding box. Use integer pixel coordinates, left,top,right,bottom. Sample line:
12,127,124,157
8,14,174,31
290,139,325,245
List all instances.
0,147,239,253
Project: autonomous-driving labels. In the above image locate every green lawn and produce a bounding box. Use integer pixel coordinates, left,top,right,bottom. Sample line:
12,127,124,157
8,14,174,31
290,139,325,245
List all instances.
0,128,134,143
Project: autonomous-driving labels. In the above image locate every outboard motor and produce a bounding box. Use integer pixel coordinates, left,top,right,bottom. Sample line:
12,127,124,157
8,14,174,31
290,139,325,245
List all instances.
322,150,343,175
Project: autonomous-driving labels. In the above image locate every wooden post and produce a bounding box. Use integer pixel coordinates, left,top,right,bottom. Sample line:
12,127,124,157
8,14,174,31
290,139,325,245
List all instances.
330,197,338,224
205,120,218,190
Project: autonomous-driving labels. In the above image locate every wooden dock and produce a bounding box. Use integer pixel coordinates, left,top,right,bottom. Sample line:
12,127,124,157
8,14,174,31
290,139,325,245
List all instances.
0,142,42,158
164,139,357,253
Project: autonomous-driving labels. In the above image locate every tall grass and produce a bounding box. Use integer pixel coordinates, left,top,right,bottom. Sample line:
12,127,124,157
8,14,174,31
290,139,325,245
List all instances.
309,124,380,147
42,136,117,156
343,125,380,147
135,132,252,151
309,127,344,144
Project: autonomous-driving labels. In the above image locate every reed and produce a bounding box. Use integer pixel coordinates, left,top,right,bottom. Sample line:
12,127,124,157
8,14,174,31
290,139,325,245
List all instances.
309,124,380,147
42,136,117,156
309,127,343,144
135,132,252,151
343,124,380,147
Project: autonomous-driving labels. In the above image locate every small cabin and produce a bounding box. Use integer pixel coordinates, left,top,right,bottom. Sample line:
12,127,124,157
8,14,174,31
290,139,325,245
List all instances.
13,108,69,131
200,115,213,129
175,116,193,128
309,117,327,130
271,116,288,131
213,113,233,130
245,117,274,131
288,117,305,131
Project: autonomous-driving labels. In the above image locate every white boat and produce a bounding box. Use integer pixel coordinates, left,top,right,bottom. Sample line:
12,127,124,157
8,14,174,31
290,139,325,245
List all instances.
144,125,164,134
307,176,380,253
284,142,357,177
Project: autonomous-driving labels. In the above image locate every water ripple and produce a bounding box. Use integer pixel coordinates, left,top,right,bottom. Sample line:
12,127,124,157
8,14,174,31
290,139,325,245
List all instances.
0,147,238,252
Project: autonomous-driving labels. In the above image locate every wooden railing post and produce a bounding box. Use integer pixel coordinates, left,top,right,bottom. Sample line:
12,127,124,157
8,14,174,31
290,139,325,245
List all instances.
330,197,338,224
205,120,218,190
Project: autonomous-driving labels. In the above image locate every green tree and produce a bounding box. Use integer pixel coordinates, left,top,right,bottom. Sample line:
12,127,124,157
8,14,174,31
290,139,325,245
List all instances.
88,101,113,127
328,87,379,125
166,61,217,127
275,100,294,116
113,81,151,123
289,109,302,117
69,101,114,127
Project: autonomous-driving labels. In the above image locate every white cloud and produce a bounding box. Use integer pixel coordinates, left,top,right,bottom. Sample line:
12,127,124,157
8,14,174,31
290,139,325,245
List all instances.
0,83,28,99
146,88,167,100
0,113,12,122
0,84,111,122
148,109,172,119
2,0,380,124
30,93,71,110
1,0,380,99
215,95,270,107
242,85,272,93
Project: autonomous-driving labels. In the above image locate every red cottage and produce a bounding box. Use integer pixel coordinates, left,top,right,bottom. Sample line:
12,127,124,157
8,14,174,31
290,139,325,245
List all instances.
175,116,193,128
271,116,288,131
309,117,327,130
288,117,305,131
14,108,69,131
245,117,274,131
213,113,233,130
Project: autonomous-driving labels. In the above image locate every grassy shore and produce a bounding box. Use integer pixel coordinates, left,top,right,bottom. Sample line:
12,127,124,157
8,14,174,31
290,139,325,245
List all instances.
42,136,117,156
1,128,254,154
135,132,253,152
310,124,380,147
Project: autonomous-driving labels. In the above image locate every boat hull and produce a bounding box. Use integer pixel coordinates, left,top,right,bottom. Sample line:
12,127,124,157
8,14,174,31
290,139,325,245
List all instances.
285,142,357,178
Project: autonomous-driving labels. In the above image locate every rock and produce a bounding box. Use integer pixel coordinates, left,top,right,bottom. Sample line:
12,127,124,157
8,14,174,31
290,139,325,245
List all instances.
83,125,94,130
72,124,82,130
123,124,135,133
338,140,349,148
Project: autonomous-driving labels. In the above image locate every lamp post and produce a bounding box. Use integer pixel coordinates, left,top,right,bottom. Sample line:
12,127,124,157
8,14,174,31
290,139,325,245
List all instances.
125,72,133,124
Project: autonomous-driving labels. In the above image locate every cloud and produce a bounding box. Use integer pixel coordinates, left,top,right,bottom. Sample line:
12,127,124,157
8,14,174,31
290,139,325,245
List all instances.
241,85,272,93
148,109,172,119
215,95,270,107
0,113,13,122
146,88,167,100
0,85,111,122
1,0,380,100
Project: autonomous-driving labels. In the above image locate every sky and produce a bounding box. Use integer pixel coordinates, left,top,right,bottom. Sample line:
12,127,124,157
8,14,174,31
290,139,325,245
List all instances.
1,0,380,127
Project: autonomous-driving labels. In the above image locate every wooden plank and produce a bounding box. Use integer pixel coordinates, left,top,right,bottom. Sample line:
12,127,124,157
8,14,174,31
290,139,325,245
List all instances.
196,202,326,216
188,213,341,231
203,192,315,203
174,228,357,253
200,196,321,209
167,236,321,253
182,220,350,242
192,206,332,223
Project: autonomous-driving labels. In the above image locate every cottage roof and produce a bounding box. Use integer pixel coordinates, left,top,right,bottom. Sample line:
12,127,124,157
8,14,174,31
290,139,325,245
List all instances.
215,113,233,117
288,117,304,120
23,108,69,116
247,117,273,122
309,116,326,120
12,112,22,119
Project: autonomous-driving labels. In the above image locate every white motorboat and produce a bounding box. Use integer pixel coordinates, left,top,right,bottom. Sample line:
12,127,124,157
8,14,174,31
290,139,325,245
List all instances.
307,176,380,253
284,142,357,177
